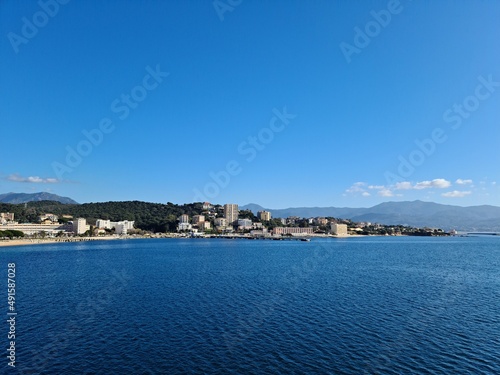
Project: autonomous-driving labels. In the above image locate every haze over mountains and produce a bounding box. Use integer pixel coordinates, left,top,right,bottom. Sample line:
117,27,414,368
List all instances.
1,192,499,232
0,192,78,205
242,201,500,232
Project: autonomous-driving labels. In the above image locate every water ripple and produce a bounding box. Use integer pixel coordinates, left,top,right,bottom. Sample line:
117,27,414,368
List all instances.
3,237,500,374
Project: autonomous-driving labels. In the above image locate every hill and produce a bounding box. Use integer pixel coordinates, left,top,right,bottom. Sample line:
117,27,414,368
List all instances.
0,200,203,233
0,192,78,205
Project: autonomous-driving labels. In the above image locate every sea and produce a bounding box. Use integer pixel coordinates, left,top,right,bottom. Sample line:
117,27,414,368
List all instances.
2,236,499,374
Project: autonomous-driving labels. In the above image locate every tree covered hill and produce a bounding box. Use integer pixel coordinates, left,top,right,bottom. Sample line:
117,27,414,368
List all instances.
0,192,78,204
0,200,204,233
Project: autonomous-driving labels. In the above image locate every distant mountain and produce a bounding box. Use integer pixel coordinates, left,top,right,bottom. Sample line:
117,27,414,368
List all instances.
0,192,78,205
241,200,500,232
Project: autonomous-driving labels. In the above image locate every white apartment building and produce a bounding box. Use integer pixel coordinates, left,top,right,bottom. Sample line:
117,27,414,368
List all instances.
96,220,135,234
96,219,111,229
177,222,192,231
114,222,129,235
73,218,89,235
0,223,68,236
111,221,135,230
179,214,190,224
224,204,238,225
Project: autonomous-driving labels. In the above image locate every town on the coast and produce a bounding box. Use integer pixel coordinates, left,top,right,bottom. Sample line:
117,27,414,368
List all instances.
0,202,452,242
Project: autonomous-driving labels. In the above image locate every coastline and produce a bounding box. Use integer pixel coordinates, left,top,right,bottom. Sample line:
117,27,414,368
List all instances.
0,233,390,248
1,231,459,249
0,236,123,248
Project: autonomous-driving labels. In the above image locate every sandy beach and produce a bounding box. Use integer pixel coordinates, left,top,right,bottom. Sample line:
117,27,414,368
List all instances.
0,236,122,248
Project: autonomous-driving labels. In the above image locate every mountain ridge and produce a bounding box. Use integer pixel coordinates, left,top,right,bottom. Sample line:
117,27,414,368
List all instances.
0,192,79,205
241,200,500,232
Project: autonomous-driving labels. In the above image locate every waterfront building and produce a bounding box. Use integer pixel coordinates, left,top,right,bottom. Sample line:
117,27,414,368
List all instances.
224,204,239,224
177,222,192,231
114,222,129,235
331,223,348,236
73,218,89,235
0,223,69,236
111,221,135,233
96,219,111,229
179,214,190,224
198,221,211,231
238,218,253,230
273,227,314,235
96,220,134,234
250,228,269,237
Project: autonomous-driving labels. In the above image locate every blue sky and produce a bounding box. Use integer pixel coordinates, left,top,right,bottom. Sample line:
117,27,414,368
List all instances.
1,0,499,208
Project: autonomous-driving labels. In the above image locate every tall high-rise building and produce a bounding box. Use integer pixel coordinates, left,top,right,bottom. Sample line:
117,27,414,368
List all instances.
73,218,88,235
224,204,239,225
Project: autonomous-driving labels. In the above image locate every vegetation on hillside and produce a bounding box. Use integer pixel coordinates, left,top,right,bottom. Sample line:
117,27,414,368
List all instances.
0,200,204,233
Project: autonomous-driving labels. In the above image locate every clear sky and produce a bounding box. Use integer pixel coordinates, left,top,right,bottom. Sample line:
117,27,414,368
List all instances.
1,0,499,208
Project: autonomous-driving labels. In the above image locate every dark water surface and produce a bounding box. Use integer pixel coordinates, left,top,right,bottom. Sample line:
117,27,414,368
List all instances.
2,236,499,374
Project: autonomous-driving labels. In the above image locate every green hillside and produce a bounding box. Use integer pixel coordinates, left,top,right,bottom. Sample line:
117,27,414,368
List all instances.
0,200,205,233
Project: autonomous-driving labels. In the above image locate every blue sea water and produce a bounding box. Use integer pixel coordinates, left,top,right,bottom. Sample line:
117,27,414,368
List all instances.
2,236,500,374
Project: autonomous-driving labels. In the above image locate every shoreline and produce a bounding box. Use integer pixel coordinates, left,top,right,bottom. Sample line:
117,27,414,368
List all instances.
0,234,364,248
0,236,124,248
0,233,446,249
